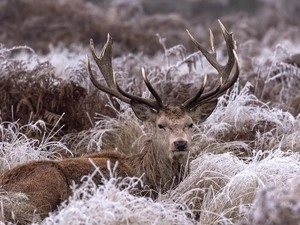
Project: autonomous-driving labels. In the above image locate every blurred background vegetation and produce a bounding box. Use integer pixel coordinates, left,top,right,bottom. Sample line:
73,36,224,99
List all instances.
1,0,299,55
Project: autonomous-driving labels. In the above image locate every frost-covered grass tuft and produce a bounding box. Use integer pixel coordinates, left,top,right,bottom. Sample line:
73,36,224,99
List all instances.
0,120,71,174
169,150,300,224
62,98,149,155
240,175,300,225
41,171,194,225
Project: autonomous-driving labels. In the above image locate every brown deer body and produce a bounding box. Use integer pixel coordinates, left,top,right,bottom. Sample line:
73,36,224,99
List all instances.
0,21,239,223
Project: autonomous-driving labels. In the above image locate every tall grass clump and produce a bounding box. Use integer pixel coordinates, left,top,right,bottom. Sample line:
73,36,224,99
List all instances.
0,119,71,174
168,150,300,224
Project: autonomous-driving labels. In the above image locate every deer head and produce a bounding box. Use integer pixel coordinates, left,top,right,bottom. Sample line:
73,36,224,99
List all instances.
86,20,239,161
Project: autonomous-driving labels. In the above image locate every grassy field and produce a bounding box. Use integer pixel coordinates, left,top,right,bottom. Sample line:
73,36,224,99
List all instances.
1,0,300,224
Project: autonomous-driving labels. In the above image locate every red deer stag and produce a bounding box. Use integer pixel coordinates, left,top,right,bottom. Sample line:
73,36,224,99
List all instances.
0,20,239,223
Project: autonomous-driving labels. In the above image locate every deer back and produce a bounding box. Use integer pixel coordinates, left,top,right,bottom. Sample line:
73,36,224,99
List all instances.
0,151,133,220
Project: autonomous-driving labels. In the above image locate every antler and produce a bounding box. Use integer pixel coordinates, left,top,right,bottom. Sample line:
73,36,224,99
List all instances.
87,21,239,112
182,20,240,110
86,34,163,111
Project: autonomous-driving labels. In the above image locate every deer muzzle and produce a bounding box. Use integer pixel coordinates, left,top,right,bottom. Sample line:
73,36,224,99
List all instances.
174,140,188,152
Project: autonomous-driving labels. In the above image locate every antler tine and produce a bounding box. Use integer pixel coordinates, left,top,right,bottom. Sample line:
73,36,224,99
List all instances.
186,29,222,73
196,45,239,103
89,34,117,90
182,75,208,108
218,19,237,83
87,34,163,111
187,50,239,109
209,28,216,59
87,34,131,104
114,70,163,111
141,68,163,108
184,20,239,110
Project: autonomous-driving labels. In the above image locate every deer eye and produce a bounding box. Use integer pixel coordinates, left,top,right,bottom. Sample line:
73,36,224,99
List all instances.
188,123,194,128
158,124,165,129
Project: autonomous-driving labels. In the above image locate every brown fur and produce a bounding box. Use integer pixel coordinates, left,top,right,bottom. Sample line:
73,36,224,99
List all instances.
158,105,187,120
129,139,188,196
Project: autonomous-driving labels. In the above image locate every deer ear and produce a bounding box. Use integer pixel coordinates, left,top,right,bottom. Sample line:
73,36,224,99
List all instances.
130,101,157,122
189,100,218,122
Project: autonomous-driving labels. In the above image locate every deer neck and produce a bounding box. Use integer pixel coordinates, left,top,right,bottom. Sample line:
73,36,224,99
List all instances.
129,139,189,194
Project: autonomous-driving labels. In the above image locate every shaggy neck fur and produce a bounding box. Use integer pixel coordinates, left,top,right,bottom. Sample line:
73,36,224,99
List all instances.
128,137,189,197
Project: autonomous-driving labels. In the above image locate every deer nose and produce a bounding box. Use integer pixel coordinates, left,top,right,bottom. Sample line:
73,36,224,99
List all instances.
174,141,188,151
